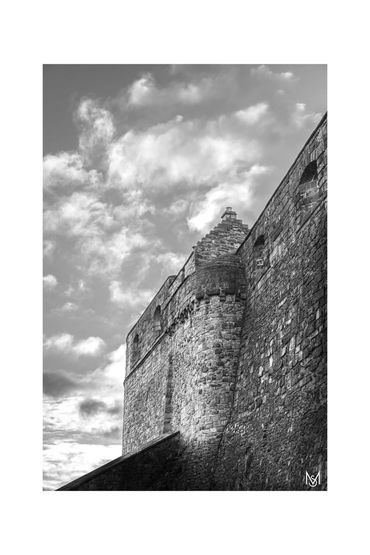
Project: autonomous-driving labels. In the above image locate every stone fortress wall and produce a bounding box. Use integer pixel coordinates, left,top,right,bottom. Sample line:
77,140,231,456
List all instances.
123,208,250,488
60,114,327,491
213,115,327,489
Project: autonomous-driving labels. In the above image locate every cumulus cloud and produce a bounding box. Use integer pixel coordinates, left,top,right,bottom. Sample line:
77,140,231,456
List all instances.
127,73,213,108
97,344,127,385
188,164,270,232
109,281,153,308
76,98,115,165
44,192,114,238
44,333,106,357
43,151,100,190
292,102,322,129
44,333,74,352
43,274,58,290
108,116,261,191
74,336,106,356
235,102,269,125
251,65,295,81
44,191,152,278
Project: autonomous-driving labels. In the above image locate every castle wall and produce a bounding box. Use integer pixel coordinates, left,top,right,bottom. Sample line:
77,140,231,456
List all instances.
213,115,327,490
122,256,247,488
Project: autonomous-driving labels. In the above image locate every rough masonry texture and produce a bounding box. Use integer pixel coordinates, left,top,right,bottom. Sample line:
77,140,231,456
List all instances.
60,114,327,491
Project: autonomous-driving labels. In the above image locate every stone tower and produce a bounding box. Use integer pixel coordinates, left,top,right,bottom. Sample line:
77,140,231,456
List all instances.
122,207,249,488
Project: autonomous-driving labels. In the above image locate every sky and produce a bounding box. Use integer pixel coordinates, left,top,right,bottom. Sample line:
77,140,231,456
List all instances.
43,64,326,490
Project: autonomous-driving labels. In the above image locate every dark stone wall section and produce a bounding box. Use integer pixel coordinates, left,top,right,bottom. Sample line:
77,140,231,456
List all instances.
58,433,181,491
213,115,327,490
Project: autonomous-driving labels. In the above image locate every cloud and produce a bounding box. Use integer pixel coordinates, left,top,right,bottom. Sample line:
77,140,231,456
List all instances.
43,370,85,398
188,164,270,233
45,333,74,352
107,116,261,191
127,72,213,108
235,102,269,125
102,426,121,440
43,151,100,190
79,397,121,418
155,252,186,274
251,65,295,82
43,274,58,290
74,336,106,356
58,301,78,313
44,333,106,357
44,192,114,238
96,344,126,385
43,439,121,490
43,239,56,259
292,102,322,129
44,190,153,278
109,281,153,308
164,198,189,216
76,98,115,165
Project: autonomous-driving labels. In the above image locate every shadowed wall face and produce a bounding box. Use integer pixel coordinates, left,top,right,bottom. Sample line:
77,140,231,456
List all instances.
122,256,247,488
213,117,327,490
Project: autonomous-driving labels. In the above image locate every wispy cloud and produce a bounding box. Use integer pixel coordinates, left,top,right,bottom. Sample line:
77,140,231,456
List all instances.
57,301,79,313
188,164,270,233
109,281,153,308
43,370,87,398
44,333,106,357
107,115,262,192
79,397,121,418
126,72,214,108
43,151,100,190
76,98,115,166
251,64,296,82
292,102,322,129
235,102,269,125
43,239,56,259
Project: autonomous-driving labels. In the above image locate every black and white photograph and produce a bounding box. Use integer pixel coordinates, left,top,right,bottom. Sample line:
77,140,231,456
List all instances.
4,2,369,553
43,64,327,491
